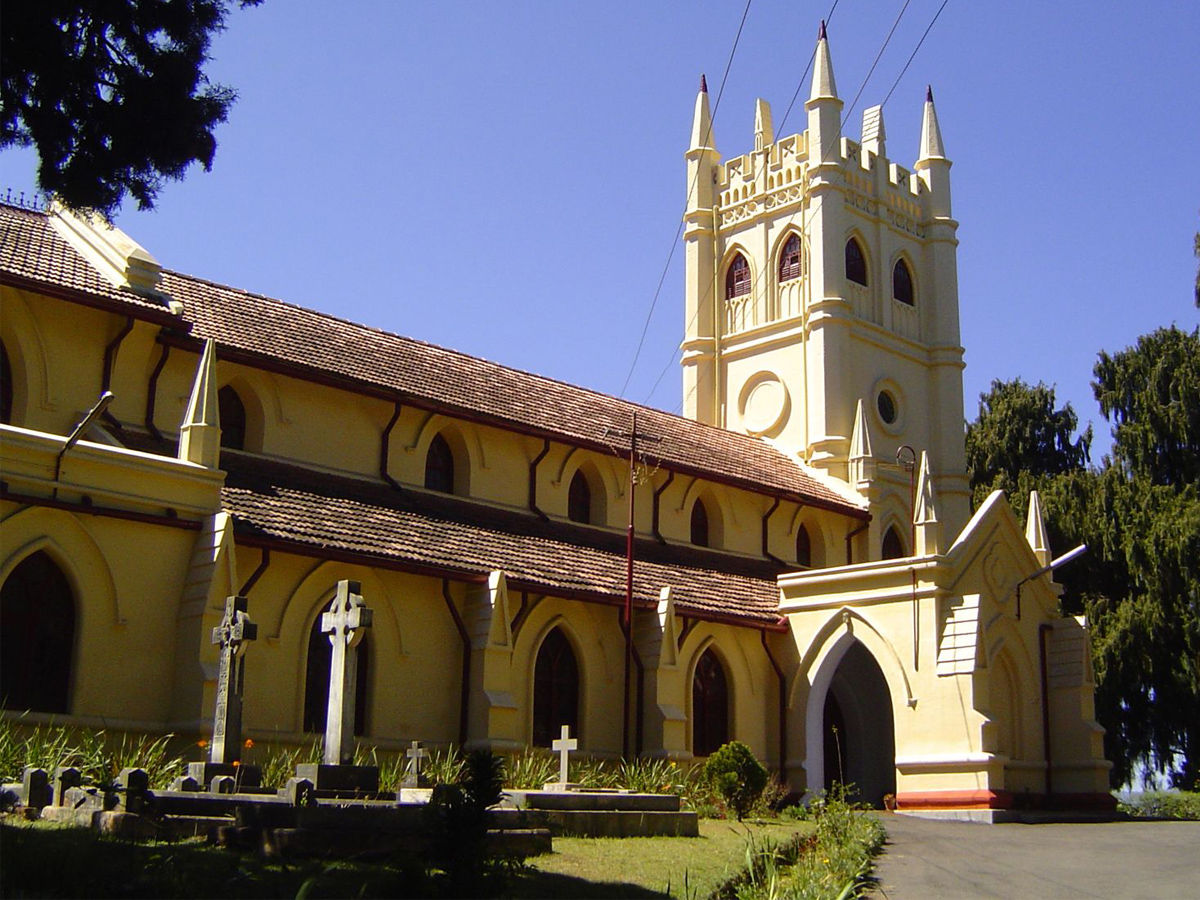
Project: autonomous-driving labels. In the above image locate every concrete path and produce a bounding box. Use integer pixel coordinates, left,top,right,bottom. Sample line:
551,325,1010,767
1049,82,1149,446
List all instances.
869,813,1200,899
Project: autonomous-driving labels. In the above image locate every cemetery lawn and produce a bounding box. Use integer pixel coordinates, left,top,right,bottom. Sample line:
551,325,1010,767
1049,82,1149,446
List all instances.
2,817,815,899
510,818,817,899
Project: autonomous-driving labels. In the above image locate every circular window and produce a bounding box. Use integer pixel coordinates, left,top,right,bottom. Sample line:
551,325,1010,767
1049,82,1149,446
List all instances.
877,390,897,425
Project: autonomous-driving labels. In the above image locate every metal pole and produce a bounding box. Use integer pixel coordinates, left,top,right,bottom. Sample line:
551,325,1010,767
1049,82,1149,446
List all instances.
623,411,637,759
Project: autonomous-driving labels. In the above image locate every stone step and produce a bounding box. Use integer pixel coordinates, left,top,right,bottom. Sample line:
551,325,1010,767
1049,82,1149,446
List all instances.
540,808,699,838
507,789,682,812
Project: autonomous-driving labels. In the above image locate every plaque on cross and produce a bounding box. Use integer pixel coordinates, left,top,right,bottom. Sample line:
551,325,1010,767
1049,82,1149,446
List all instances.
551,724,578,785
209,595,257,764
321,580,373,765
403,740,429,788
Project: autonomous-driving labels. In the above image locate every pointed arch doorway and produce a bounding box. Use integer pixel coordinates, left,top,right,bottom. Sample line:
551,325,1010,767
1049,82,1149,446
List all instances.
812,639,896,807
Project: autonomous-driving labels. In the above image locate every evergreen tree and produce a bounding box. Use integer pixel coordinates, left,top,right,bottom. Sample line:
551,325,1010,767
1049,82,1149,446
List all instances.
1,0,260,216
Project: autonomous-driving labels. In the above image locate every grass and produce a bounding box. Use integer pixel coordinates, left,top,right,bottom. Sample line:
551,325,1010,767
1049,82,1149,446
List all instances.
512,819,816,899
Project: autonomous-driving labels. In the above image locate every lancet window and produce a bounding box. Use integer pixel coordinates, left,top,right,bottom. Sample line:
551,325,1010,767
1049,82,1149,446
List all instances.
779,234,803,282
1,552,75,714
218,386,247,450
845,238,868,286
692,648,729,756
568,470,592,524
424,433,456,494
796,524,812,567
725,254,751,299
881,526,905,560
533,628,579,747
892,259,915,306
691,500,710,548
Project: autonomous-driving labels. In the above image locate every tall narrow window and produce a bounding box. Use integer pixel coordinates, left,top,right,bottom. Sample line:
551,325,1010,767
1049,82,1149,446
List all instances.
779,234,802,282
881,526,905,560
692,648,729,756
1,552,75,713
845,238,868,286
424,433,455,493
892,259,914,305
303,610,369,736
218,386,246,450
568,470,592,524
796,524,812,568
533,628,579,747
725,254,751,299
0,341,12,425
690,500,710,548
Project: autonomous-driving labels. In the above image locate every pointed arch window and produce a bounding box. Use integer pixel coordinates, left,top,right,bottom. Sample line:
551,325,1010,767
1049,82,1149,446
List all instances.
218,386,246,451
725,254,751,299
533,628,579,747
568,470,592,524
690,500,710,548
692,648,729,756
796,524,812,568
424,433,455,494
881,526,905,560
845,238,868,286
779,234,803,282
1,341,13,425
892,259,914,305
2,551,75,713
303,610,369,736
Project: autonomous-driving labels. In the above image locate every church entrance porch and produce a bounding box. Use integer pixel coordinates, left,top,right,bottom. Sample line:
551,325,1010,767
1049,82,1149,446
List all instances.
821,640,896,806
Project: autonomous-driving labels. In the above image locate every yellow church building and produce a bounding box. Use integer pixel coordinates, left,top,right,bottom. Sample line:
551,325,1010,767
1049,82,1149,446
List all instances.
0,28,1112,818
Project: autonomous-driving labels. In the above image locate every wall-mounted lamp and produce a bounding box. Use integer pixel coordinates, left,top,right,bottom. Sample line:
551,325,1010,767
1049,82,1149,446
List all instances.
1016,543,1087,620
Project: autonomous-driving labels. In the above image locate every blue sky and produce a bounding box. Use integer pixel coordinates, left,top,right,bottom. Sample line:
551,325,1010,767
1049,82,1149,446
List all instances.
4,0,1198,459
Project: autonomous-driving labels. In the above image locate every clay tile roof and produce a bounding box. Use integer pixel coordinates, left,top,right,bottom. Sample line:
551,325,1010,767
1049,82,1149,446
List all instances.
0,203,176,317
220,453,784,625
1,202,865,516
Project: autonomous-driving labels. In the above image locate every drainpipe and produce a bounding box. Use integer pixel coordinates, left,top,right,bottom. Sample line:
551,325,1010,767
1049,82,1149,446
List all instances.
528,439,550,521
380,400,404,491
442,579,471,746
1039,623,1053,802
143,342,170,441
761,628,788,773
845,521,870,565
101,316,134,429
761,496,786,566
239,547,270,597
651,469,675,543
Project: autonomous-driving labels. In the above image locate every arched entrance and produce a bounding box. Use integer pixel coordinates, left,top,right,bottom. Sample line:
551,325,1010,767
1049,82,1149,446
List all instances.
818,640,896,806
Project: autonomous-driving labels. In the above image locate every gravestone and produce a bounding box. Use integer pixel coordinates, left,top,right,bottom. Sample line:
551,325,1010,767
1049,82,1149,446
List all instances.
187,595,263,789
296,580,379,793
545,725,581,792
402,740,429,788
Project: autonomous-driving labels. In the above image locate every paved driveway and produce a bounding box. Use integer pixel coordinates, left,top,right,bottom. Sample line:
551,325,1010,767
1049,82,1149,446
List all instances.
870,813,1200,899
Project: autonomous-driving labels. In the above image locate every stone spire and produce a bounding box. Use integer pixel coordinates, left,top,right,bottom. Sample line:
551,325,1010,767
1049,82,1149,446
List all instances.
913,451,941,555
809,21,838,102
848,400,875,485
178,339,221,468
919,85,946,161
754,98,774,151
1025,490,1052,567
689,73,717,153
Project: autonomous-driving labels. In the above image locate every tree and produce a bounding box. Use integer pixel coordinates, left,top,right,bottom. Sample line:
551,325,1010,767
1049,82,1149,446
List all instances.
1,0,260,216
965,378,1091,514
965,338,1200,790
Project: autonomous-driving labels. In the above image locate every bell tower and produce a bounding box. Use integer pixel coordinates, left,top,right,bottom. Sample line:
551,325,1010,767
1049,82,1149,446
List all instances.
680,23,970,543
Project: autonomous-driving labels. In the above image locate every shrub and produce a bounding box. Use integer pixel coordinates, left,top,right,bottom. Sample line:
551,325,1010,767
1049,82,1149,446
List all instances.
1119,790,1200,820
704,741,768,820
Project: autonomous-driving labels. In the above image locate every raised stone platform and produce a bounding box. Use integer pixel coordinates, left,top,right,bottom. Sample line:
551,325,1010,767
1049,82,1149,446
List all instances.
505,789,699,837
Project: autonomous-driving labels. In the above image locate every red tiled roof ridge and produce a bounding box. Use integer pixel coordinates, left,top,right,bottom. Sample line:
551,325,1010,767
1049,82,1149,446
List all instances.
163,266,773,446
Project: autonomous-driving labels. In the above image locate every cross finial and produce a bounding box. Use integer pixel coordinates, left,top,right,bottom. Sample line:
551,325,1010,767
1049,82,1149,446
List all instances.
700,73,708,93
926,84,934,103
818,19,827,40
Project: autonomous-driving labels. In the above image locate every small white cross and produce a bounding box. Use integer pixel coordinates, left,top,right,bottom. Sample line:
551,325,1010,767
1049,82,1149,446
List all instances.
551,724,577,784
405,740,428,784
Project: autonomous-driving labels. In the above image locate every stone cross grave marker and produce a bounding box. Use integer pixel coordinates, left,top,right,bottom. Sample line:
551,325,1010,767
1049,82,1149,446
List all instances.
552,724,578,785
210,595,257,764
403,740,429,788
321,580,372,765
